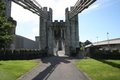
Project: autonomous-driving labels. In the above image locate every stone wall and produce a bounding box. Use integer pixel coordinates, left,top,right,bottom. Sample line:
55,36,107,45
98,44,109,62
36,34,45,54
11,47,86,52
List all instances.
2,0,12,17
15,35,39,49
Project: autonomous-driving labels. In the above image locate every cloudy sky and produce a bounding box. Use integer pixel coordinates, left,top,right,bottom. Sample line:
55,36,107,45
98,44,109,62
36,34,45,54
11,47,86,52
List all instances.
11,0,120,42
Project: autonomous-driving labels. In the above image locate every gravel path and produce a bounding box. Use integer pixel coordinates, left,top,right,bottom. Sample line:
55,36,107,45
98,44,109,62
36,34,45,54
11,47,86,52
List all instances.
18,53,90,80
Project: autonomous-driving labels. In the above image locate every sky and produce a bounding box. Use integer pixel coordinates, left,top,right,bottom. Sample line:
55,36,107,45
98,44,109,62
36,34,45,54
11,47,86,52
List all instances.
11,0,120,43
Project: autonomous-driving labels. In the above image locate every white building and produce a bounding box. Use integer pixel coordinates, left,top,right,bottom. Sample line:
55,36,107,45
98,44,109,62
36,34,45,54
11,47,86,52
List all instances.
86,38,120,52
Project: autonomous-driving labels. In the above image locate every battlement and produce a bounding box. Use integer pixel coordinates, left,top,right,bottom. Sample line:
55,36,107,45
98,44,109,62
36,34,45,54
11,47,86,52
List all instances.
54,20,58,22
52,20,66,28
53,20,65,23
42,7,52,12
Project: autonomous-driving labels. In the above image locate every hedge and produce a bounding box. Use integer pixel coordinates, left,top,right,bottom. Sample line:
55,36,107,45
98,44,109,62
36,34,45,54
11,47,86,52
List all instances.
88,46,120,59
0,49,48,60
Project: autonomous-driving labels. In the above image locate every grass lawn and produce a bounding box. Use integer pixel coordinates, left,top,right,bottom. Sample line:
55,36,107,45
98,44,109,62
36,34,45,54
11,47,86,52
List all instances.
75,58,120,80
0,60,38,80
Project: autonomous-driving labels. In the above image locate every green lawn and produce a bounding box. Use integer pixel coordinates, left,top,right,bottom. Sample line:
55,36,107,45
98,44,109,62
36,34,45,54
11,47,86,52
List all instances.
75,58,120,80
0,60,38,80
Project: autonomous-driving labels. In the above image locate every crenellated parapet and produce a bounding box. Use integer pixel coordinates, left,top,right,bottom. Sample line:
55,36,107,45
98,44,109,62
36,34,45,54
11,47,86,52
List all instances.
52,20,66,40
41,7,53,20
52,20,66,29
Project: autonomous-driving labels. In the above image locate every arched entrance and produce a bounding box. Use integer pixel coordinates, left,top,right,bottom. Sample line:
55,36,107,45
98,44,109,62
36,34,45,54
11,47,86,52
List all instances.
52,20,66,56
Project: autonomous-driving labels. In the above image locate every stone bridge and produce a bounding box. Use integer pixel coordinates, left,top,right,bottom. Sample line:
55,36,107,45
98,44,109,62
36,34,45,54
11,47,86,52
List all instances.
2,0,96,55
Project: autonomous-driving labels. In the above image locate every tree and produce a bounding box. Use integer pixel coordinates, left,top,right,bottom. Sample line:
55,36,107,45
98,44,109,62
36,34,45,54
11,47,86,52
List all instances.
0,0,16,49
84,40,92,46
79,41,83,48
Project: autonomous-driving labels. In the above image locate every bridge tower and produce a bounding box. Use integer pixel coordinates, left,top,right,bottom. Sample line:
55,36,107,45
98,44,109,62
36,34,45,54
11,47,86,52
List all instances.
40,7,54,54
65,0,96,55
65,7,79,55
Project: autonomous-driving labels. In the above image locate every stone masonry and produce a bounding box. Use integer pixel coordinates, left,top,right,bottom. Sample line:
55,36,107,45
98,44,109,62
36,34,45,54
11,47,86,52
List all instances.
39,7,79,55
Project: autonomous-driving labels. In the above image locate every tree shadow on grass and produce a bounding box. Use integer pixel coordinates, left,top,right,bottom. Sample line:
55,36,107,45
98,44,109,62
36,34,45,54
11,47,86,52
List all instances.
32,56,72,80
97,59,120,69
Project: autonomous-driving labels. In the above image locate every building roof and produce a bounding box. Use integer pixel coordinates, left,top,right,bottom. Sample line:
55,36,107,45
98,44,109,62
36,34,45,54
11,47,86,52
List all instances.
94,38,120,46
85,38,120,48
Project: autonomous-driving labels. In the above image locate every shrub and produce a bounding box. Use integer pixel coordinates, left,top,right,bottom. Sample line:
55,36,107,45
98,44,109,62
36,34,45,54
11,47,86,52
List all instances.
0,49,48,60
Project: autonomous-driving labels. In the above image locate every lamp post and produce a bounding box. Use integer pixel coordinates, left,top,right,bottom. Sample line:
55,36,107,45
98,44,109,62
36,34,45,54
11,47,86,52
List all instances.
107,32,110,50
96,36,98,45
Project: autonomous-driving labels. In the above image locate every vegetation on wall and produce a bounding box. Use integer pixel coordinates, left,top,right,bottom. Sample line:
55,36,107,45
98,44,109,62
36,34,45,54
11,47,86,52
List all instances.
0,0,16,49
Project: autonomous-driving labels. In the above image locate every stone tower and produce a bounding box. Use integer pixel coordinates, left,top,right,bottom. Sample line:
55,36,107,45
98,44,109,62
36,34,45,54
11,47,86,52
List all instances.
39,7,53,54
2,0,12,17
65,7,79,55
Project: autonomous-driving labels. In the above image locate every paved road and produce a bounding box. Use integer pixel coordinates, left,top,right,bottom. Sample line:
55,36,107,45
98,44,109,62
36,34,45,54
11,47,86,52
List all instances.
18,52,90,80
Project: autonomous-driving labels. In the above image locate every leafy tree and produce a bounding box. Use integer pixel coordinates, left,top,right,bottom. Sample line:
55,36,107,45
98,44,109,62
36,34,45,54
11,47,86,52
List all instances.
79,41,83,48
0,0,16,49
84,40,92,46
